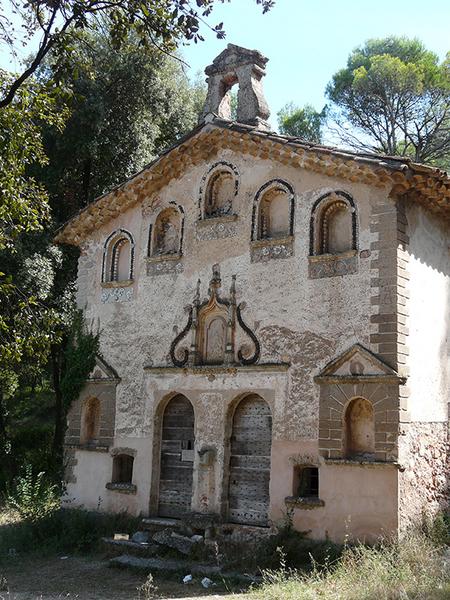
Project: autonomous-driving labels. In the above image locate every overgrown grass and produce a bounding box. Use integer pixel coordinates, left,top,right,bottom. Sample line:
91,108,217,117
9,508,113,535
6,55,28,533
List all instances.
217,528,341,573
0,508,140,558
247,531,450,600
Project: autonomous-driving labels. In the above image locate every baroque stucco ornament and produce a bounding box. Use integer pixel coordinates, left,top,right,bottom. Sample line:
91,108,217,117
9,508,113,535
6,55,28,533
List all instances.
170,264,260,368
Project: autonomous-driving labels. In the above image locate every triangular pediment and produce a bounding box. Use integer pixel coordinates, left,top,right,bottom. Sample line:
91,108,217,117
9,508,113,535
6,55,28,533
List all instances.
315,344,403,382
55,118,450,247
87,356,120,382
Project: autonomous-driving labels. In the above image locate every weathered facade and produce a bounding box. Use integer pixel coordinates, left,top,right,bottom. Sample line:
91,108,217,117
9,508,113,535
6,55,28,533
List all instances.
57,45,450,542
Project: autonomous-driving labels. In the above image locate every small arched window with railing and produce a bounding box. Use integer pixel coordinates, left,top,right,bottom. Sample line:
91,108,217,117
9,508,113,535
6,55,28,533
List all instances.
310,191,357,256
252,180,295,242
102,229,134,283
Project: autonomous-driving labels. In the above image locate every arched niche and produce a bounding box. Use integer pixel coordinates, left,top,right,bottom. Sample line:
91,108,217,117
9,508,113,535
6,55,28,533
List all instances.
199,162,239,220
203,314,227,365
102,229,134,282
344,397,375,459
80,397,100,445
310,191,357,256
151,207,182,256
253,180,294,241
227,394,272,525
206,171,234,217
197,302,229,366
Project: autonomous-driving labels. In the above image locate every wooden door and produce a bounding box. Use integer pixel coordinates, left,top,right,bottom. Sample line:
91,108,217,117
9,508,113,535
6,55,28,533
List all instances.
158,395,195,518
228,395,272,526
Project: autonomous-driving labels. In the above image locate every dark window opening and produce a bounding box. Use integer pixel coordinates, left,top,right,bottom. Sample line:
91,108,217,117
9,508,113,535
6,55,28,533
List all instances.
294,466,319,498
112,454,134,484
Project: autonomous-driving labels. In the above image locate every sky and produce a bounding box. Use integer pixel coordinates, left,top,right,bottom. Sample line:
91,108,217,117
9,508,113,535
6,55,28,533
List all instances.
2,0,449,131
179,0,450,128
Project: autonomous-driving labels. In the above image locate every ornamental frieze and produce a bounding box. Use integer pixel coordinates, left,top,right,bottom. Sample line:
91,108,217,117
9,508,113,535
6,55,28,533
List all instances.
196,214,238,241
101,286,134,303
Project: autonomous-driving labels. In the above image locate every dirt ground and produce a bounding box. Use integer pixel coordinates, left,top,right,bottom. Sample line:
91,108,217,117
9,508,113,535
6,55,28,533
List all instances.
0,554,246,600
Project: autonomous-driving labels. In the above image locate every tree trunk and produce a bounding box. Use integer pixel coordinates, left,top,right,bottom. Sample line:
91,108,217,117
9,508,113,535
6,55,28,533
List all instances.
82,156,92,206
51,343,64,466
0,389,12,486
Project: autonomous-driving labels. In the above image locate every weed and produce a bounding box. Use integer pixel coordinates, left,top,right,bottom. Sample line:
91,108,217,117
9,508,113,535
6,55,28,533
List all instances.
4,464,59,522
248,531,450,600
136,573,158,599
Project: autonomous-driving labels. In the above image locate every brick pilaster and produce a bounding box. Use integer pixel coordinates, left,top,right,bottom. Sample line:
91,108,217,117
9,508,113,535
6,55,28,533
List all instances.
369,198,410,374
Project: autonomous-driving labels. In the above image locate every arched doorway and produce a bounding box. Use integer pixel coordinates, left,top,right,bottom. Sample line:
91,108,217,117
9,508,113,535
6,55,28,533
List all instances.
158,395,195,518
228,394,272,526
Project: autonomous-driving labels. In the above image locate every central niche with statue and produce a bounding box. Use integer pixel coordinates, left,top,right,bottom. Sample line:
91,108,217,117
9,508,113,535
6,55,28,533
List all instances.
170,264,260,368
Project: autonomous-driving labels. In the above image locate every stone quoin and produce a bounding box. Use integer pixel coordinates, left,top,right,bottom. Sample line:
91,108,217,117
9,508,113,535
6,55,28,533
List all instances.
56,44,450,542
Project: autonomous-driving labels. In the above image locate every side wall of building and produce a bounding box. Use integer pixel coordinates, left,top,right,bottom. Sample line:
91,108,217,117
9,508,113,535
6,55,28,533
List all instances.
398,204,449,530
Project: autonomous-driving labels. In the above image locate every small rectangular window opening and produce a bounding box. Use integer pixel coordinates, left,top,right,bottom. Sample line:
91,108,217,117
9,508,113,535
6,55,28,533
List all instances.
112,454,134,484
294,466,319,498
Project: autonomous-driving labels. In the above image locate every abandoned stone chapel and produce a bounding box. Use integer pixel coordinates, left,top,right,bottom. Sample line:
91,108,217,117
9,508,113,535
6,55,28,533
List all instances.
56,44,449,542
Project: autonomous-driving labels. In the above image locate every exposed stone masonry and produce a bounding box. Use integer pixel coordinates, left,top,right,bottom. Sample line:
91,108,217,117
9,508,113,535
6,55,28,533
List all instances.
399,422,449,531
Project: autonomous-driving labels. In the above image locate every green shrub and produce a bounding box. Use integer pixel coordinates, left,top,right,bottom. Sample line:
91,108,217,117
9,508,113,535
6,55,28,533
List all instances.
5,465,59,522
422,511,450,546
0,507,140,557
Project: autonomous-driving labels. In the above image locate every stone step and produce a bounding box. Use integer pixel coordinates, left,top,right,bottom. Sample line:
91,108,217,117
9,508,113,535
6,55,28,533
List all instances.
152,528,204,556
109,554,220,576
101,538,160,558
140,517,181,533
109,553,262,584
219,522,275,542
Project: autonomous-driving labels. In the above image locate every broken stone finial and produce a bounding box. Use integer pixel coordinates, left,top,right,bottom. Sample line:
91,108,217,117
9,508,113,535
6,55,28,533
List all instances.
200,43,271,131
209,263,221,293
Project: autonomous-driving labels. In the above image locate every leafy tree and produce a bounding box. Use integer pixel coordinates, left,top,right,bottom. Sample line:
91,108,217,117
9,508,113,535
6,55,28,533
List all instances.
0,29,209,486
0,74,68,472
277,102,326,143
39,29,206,221
0,0,274,108
0,73,67,249
0,235,74,483
326,37,450,165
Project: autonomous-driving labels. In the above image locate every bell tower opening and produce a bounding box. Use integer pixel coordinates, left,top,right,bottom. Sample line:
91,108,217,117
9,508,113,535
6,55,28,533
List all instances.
200,44,271,131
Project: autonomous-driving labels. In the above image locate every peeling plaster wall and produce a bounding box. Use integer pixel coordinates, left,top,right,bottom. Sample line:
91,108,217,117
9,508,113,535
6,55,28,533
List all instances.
68,147,409,539
79,149,379,438
64,437,151,514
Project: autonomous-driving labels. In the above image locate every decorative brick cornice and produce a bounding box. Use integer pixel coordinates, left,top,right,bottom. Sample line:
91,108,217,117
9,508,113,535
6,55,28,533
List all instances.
54,120,450,247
